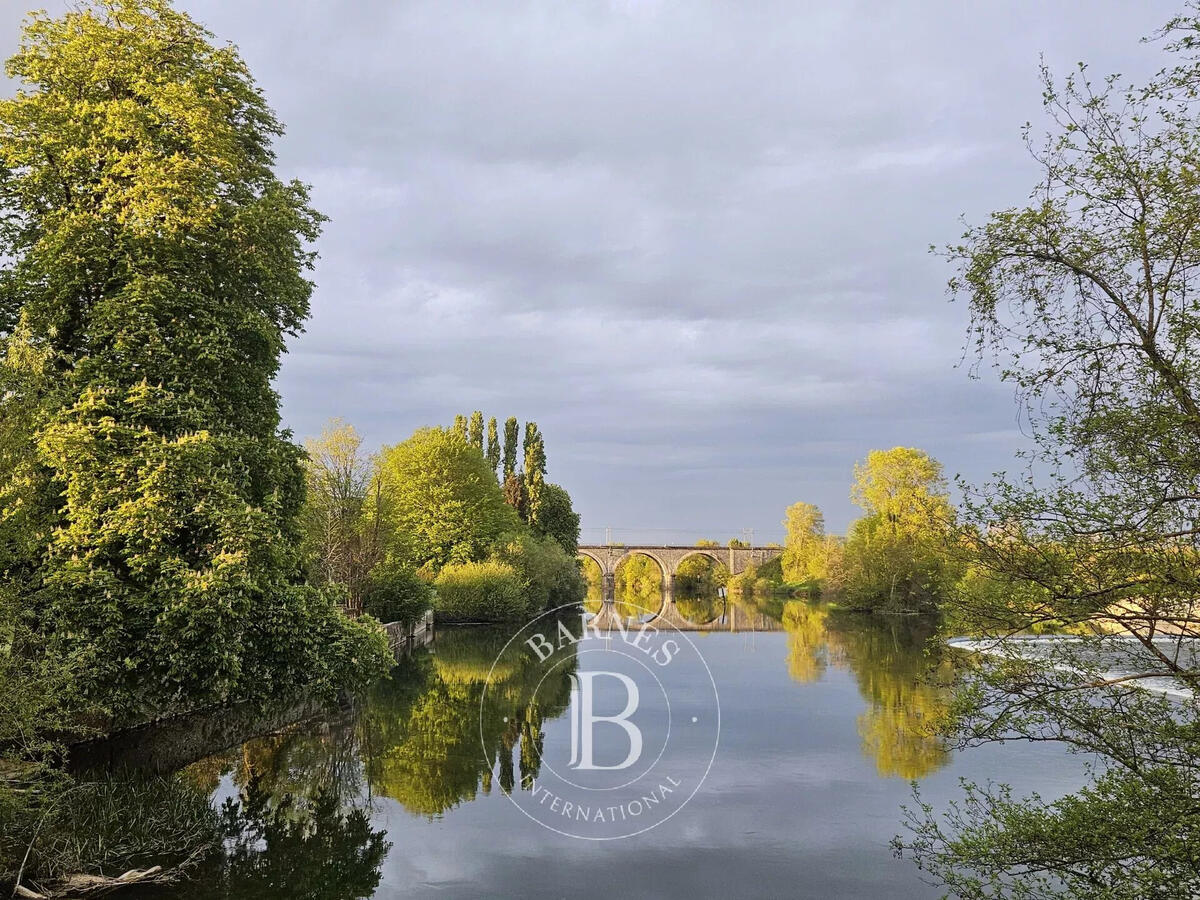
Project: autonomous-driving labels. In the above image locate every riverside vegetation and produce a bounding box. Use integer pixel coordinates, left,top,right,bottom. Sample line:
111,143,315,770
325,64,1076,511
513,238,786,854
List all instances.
0,0,402,888
301,415,584,628
0,0,584,885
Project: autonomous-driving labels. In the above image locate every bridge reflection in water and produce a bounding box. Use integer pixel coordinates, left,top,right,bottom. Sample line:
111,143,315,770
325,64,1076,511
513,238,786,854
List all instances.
587,597,783,632
578,545,788,631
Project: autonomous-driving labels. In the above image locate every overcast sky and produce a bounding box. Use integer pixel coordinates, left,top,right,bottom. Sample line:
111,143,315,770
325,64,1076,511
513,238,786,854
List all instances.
1,1,1182,542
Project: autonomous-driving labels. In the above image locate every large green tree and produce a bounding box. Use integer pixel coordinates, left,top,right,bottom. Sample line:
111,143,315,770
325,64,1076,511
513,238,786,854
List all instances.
522,422,546,526
836,448,957,613
376,427,519,571
0,0,386,719
781,501,831,584
898,10,1200,898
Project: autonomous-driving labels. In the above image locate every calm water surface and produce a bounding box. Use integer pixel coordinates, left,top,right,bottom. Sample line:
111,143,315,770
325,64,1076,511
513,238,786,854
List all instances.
145,600,1087,899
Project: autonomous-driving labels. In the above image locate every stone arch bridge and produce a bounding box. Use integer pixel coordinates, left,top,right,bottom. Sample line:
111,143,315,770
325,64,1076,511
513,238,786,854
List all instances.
579,542,780,596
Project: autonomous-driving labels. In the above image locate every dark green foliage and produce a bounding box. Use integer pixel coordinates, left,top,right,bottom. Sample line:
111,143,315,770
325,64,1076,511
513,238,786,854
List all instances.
201,779,389,900
2,774,219,888
534,482,580,555
361,567,432,627
486,417,500,478
899,767,1200,900
10,772,392,900
675,554,728,597
491,530,586,612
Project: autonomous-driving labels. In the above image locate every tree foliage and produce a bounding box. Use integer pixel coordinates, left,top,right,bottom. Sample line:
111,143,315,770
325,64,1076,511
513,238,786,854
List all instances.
675,553,727,598
837,448,959,613
0,0,387,719
377,427,518,572
301,420,386,614
781,502,833,584
522,422,546,526
490,530,585,613
897,11,1200,897
614,554,662,617
533,482,580,555
433,560,527,623
502,417,519,480
485,416,500,478
467,410,484,451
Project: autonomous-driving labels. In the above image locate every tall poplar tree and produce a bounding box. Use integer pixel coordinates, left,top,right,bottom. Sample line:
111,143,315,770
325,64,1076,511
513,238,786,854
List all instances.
486,416,500,478
523,423,546,526
468,410,484,451
453,414,468,442
0,0,387,718
502,417,519,480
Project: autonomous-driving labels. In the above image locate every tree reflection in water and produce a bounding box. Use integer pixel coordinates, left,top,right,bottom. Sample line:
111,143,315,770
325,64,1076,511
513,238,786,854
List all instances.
581,553,663,621
777,600,953,779
359,623,577,816
183,778,390,900
614,554,663,620
581,555,604,614
674,594,722,624
163,623,579,896
782,600,830,684
583,556,949,781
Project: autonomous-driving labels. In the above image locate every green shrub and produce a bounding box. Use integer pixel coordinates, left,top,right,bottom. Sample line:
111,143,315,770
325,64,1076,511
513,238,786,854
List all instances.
434,561,529,622
259,587,393,701
363,568,432,626
756,555,784,583
490,531,585,612
727,562,758,598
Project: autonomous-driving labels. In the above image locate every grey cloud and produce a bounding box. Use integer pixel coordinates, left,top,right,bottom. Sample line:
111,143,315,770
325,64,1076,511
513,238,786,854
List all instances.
0,0,1180,537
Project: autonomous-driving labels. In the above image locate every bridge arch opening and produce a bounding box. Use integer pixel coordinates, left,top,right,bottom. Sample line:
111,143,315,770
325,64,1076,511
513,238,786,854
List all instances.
613,550,669,622
674,551,730,625
578,553,606,614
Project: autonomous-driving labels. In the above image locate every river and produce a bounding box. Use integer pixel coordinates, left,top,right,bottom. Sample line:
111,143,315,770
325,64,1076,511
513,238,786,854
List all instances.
82,597,1088,899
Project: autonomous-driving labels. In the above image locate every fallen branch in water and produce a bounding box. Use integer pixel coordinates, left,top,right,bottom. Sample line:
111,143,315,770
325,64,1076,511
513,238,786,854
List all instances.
16,865,165,898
